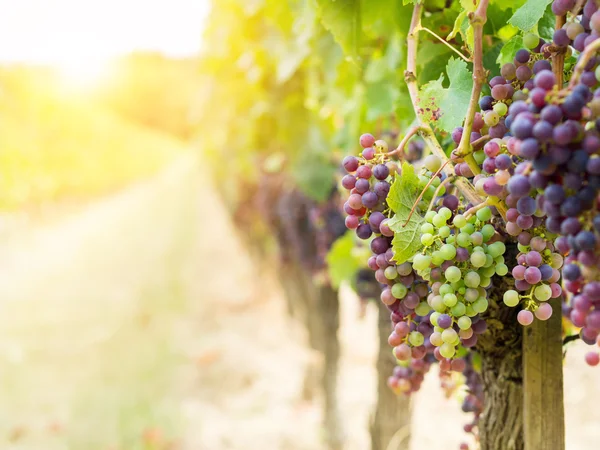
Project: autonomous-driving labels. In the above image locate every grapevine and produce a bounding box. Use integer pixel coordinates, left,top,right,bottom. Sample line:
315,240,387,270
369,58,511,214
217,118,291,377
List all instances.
339,0,600,448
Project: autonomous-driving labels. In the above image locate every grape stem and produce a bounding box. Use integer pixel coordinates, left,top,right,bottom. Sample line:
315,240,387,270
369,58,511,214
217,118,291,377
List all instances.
387,125,427,159
569,34,600,88
415,25,470,62
453,0,489,160
403,159,451,227
553,15,567,88
570,0,585,17
427,175,456,211
464,198,492,220
470,134,490,149
404,4,484,208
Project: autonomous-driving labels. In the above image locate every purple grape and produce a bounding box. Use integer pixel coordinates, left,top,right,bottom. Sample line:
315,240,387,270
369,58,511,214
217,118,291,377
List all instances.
553,28,571,46
517,197,537,216
343,156,359,172
356,223,372,239
342,175,357,190
576,230,597,250
533,60,552,75
355,178,370,194
511,117,533,139
533,121,553,141
515,49,530,64
371,236,389,254
524,266,542,284
563,263,581,281
479,96,493,111
362,191,379,208
540,105,563,124
507,175,531,197
373,164,390,180
438,314,452,329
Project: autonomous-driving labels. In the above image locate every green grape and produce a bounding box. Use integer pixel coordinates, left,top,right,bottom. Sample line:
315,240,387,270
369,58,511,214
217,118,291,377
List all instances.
458,316,472,330
480,265,496,278
446,235,456,244
466,305,477,317
465,271,481,288
384,266,399,279
421,233,435,246
481,224,495,241
453,214,467,228
493,102,508,116
425,185,437,199
433,214,447,228
415,301,432,316
440,342,456,358
465,288,479,302
443,293,458,307
483,254,494,268
473,297,489,313
517,243,529,253
424,154,442,172
431,176,441,187
413,254,432,271
430,296,446,312
432,252,445,266
409,331,425,346
451,302,466,317
534,284,552,301
421,223,434,234
480,276,492,288
439,226,451,238
596,65,600,83
430,312,441,326
471,232,483,246
550,253,563,269
523,32,540,49
445,266,462,283
442,328,458,343
457,233,472,247
494,255,505,264
503,289,520,307
440,284,454,296
437,185,447,196
439,207,452,220
473,150,485,165
476,206,492,222
418,175,429,188
462,223,476,234
470,251,487,268
430,332,443,346
484,110,500,127
440,244,457,260
495,263,508,276
425,211,436,223
488,241,506,258
457,286,466,295
392,283,408,299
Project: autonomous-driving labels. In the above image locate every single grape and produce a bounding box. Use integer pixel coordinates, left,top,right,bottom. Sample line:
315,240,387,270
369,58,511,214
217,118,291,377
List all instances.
517,310,534,326
360,133,376,148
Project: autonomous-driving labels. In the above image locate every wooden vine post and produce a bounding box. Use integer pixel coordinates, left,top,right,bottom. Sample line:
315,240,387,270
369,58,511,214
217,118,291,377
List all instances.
404,3,567,449
523,298,565,450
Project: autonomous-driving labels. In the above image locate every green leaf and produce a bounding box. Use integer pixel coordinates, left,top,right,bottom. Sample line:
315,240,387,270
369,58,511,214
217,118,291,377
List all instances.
387,162,425,264
537,3,555,41
483,41,504,78
316,0,360,56
416,57,473,132
326,232,362,289
365,81,400,121
496,35,523,66
508,0,553,32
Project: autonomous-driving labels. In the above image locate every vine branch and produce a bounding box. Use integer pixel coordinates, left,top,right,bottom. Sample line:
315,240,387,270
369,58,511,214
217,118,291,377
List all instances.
554,15,567,88
404,4,483,208
387,125,426,159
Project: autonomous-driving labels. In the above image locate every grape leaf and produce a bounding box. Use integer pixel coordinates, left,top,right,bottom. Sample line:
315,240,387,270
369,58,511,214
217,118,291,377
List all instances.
316,0,360,56
508,0,553,32
416,57,473,133
387,162,425,264
366,81,400,121
537,3,555,41
496,35,523,66
326,232,363,289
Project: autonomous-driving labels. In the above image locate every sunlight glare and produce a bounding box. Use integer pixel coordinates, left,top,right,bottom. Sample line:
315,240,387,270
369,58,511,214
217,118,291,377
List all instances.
54,55,114,90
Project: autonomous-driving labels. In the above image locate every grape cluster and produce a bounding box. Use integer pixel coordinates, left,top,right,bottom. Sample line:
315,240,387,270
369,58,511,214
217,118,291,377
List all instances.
413,204,506,359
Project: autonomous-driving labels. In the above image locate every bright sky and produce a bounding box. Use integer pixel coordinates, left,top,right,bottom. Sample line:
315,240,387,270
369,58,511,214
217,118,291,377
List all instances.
0,0,210,64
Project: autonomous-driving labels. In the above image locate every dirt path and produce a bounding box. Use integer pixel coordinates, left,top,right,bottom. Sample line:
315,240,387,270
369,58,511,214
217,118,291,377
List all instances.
0,154,596,450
